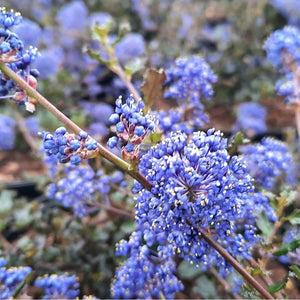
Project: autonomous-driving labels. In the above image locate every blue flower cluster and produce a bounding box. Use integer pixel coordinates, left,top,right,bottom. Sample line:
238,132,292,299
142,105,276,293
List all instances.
34,274,80,299
111,231,184,299
0,114,15,150
264,26,300,71
41,127,98,165
134,129,256,273
0,7,40,112
46,160,126,218
240,137,296,190
264,26,300,106
0,258,32,299
107,96,155,163
114,33,145,65
232,102,267,137
160,56,217,134
164,55,217,105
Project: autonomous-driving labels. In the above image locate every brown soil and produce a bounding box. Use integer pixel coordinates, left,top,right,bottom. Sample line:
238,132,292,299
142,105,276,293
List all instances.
0,150,46,182
206,97,296,133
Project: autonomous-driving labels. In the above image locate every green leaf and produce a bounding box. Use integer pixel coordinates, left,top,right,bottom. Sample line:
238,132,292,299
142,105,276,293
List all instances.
227,132,248,156
14,205,33,228
124,57,146,77
150,132,163,144
13,272,31,298
193,275,217,298
290,265,300,280
92,23,112,40
0,190,15,214
256,212,273,238
267,276,288,294
273,238,300,256
280,190,298,207
178,260,202,280
284,210,300,225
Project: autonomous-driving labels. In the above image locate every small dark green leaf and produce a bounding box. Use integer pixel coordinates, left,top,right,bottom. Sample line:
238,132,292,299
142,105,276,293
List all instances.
273,239,300,256
13,272,31,298
150,132,163,144
256,212,273,238
290,265,300,280
267,276,288,294
227,132,247,156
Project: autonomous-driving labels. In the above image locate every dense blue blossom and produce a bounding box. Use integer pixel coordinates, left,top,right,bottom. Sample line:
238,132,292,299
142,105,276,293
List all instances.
134,129,256,273
34,274,80,299
240,137,296,190
56,0,88,31
162,56,217,133
0,115,15,150
45,159,126,218
111,232,183,299
107,96,155,162
0,258,31,299
115,33,145,65
264,26,300,71
233,102,267,137
164,55,217,104
40,127,98,165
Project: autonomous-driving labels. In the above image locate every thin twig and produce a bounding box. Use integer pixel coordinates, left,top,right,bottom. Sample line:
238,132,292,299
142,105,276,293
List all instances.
200,230,274,299
0,63,152,191
210,267,241,299
13,110,39,152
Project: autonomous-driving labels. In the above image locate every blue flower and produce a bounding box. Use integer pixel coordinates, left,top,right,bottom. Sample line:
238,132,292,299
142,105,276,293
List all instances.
264,26,300,71
0,258,31,299
164,55,217,104
0,115,15,150
161,56,217,133
233,102,267,137
40,127,98,165
56,0,88,31
240,137,296,190
0,7,40,111
0,8,22,29
112,232,183,299
108,96,155,162
34,274,80,299
115,33,145,65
